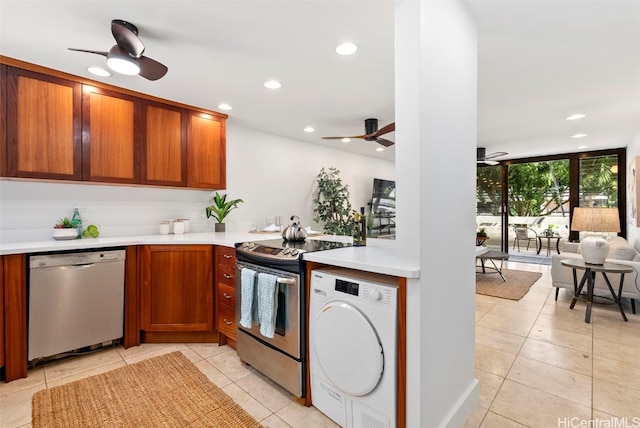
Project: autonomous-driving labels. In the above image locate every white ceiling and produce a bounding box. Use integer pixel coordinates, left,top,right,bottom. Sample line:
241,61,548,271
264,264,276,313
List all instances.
1,1,639,163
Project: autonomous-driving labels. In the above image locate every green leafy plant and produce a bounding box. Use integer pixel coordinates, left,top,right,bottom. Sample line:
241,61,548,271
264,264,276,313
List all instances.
205,192,244,223
54,217,81,229
313,167,355,235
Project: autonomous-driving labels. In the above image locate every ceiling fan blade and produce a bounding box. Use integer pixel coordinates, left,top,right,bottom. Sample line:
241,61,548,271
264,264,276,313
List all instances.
68,48,108,57
371,122,395,138
375,138,395,147
322,133,369,140
111,19,145,58
138,56,168,81
483,151,508,160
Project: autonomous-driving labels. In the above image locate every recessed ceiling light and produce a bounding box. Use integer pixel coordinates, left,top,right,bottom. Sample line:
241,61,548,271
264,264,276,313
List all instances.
217,103,232,111
264,80,282,89
376,147,384,152
572,133,588,139
341,138,351,143
87,67,111,77
304,126,315,133
335,42,358,56
577,145,588,150
566,114,586,121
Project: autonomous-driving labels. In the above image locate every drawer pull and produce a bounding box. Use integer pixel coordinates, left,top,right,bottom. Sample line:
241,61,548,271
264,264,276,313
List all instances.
223,292,232,299
223,273,232,279
223,254,233,259
223,318,233,325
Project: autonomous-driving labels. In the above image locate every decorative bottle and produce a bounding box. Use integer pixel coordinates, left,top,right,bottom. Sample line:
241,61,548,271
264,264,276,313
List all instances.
359,206,367,246
71,208,83,239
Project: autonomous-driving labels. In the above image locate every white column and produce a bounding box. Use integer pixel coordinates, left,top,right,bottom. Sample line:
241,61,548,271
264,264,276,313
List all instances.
395,0,479,426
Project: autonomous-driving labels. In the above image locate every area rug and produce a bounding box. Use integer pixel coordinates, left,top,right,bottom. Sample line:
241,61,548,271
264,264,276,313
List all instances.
32,351,263,428
476,268,542,300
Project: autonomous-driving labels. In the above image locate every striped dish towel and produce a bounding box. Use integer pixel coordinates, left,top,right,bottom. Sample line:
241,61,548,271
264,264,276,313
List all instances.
239,268,257,328
257,272,279,338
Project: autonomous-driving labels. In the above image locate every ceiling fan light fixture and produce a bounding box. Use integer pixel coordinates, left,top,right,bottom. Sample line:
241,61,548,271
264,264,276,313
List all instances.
106,54,140,75
376,147,384,152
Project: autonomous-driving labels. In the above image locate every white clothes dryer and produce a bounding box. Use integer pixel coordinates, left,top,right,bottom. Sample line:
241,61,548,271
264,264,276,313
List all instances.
309,267,398,428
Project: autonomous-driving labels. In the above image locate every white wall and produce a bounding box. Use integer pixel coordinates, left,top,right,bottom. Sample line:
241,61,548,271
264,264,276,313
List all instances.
396,0,478,426
626,128,640,249
0,124,394,243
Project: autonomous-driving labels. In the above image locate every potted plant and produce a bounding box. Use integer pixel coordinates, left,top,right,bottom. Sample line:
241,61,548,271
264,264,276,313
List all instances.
476,228,488,246
52,217,81,240
313,167,355,236
206,192,244,232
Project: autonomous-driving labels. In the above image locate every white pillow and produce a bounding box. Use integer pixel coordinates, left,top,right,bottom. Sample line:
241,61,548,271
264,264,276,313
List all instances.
607,236,638,261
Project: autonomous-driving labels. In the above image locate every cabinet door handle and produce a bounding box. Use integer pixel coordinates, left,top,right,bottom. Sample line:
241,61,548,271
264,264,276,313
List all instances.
223,318,233,325
223,254,233,259
223,292,232,299
223,273,232,279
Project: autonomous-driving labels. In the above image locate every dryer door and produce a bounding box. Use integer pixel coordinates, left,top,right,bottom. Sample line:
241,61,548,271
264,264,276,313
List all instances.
313,301,383,396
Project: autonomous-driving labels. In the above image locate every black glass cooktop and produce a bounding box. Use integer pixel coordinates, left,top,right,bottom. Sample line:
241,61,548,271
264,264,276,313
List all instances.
240,238,352,253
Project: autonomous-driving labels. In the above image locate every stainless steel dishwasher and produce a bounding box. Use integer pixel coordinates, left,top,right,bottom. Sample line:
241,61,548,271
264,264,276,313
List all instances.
28,248,126,362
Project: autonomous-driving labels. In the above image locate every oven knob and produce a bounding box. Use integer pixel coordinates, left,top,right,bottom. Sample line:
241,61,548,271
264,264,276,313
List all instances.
370,288,382,301
283,248,291,255
291,250,299,257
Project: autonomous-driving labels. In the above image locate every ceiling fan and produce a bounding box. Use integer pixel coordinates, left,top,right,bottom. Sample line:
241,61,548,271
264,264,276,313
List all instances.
477,147,507,165
69,19,168,81
322,118,395,147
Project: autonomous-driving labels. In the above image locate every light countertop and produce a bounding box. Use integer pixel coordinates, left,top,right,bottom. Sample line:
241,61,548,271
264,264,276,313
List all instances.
0,233,420,278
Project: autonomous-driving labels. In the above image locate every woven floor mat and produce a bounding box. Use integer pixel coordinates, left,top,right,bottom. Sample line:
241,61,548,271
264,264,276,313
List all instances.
32,351,263,428
476,268,542,300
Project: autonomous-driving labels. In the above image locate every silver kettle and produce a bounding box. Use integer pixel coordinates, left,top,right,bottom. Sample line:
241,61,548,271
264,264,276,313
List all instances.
282,215,307,241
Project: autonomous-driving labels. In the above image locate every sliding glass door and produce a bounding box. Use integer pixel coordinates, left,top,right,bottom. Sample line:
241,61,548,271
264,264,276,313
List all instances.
476,149,626,259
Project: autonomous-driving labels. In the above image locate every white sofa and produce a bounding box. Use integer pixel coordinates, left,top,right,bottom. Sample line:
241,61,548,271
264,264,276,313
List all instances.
551,236,640,313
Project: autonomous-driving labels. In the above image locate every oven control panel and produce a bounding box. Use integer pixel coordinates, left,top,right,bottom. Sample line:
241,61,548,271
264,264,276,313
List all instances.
237,242,305,260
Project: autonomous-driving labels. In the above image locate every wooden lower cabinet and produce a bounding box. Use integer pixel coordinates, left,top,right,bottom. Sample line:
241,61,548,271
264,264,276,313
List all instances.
0,255,4,371
2,254,27,382
140,245,216,342
215,246,237,347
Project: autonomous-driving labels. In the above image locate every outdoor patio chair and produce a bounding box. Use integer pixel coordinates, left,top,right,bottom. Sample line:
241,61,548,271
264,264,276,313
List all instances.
513,227,537,252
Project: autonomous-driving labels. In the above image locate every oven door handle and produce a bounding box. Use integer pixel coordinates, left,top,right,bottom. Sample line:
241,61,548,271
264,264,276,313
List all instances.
276,277,296,285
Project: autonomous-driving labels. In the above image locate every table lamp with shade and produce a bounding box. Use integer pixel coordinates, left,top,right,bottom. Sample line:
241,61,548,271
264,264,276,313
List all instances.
570,207,621,265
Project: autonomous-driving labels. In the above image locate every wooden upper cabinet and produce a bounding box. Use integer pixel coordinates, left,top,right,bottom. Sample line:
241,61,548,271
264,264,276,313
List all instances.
82,86,140,183
142,102,187,186
0,65,6,177
187,111,226,189
1,59,227,188
6,68,82,180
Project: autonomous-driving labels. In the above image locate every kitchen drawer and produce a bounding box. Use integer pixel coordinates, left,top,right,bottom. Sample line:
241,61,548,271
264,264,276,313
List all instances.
217,302,236,338
218,267,234,287
216,246,236,265
217,283,234,305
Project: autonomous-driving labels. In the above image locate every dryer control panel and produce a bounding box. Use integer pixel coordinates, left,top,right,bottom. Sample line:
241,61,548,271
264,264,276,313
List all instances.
327,272,396,306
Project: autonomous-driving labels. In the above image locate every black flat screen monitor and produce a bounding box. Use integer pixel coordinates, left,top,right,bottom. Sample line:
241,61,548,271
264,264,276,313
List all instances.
371,178,396,214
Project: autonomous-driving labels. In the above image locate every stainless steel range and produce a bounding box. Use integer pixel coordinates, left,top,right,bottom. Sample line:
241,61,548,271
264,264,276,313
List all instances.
234,238,351,399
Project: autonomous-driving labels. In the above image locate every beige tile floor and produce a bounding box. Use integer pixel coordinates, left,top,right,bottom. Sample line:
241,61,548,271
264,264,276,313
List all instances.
2,260,639,428
466,260,640,428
